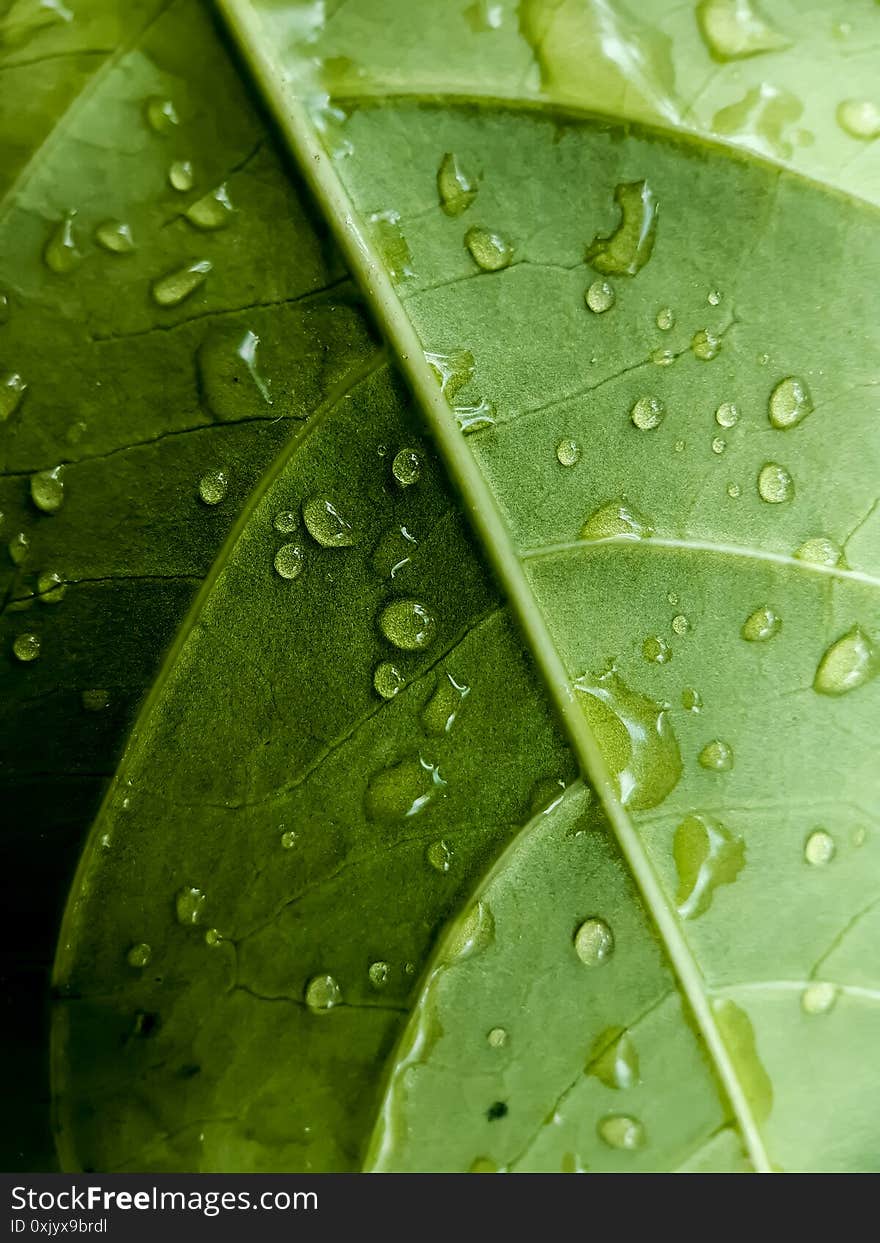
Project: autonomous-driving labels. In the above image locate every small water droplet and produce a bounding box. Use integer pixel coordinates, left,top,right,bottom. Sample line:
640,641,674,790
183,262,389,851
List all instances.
422,672,470,735
95,219,135,254
365,755,445,820
529,775,567,816
802,982,837,1015
302,496,355,548
671,614,690,636
674,813,745,918
37,570,66,604
642,636,671,664
145,96,179,134
681,687,702,712
151,259,211,307
814,626,877,696
711,436,726,455
81,689,110,712
769,376,812,429
655,306,674,330
185,183,235,231
698,738,734,772
369,210,414,282
198,469,227,506
795,536,844,567
454,398,496,434
742,605,781,642
168,160,195,192
696,0,789,61
43,211,81,275
126,943,152,968
272,510,298,534
0,291,8,323
175,885,206,926
425,349,475,399
585,279,615,314
581,498,653,541
715,401,739,428
444,899,494,962
464,0,503,31
391,447,422,486
691,328,722,361
273,543,305,580
280,829,298,849
574,916,614,966
556,438,581,467
437,152,478,216
837,99,880,140
12,633,40,662
305,973,342,1012
379,599,436,650
804,829,835,866
727,482,741,499
465,226,513,271
651,346,676,367
630,395,665,431
205,928,223,947
588,1028,639,1089
373,661,405,700
598,1114,645,1150
426,839,453,873
30,466,64,513
368,961,389,989
0,372,27,421
757,461,794,503
8,531,29,566
487,1026,508,1048
586,181,658,276
708,289,722,306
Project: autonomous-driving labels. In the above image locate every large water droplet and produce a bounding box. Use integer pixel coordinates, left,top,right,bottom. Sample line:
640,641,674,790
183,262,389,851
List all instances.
642,636,671,664
422,673,470,735
274,543,305,580
581,498,653,541
379,599,436,650
597,1114,645,1151
437,152,478,216
273,510,298,535
43,211,81,274
127,943,152,969
795,536,844,567
369,210,414,282
443,899,494,963
696,0,790,61
465,226,513,271
168,159,195,192
556,438,581,467
185,184,235,231
837,99,880,140
175,885,206,925
302,496,356,548
454,398,496,434
804,830,835,866
587,1027,639,1089
802,982,837,1015
742,606,781,642
151,259,211,307
12,633,41,662
145,96,179,134
37,570,66,604
30,466,64,513
757,461,794,503
198,469,228,506
305,973,342,1012
373,661,405,700
95,219,135,254
698,739,734,772
425,349,474,400
391,448,422,487
8,531,29,566
586,181,658,277
585,279,615,314
630,395,665,431
198,327,271,419
365,755,445,820
715,401,739,428
575,669,682,809
814,626,877,697
769,376,812,429
426,839,453,874
674,813,745,918
691,328,722,361
0,372,27,421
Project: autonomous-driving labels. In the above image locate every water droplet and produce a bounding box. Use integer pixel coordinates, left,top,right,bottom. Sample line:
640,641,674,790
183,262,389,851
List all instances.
715,401,739,428
368,961,389,989
671,614,690,636
369,210,414,282
682,687,702,712
273,543,305,580
0,291,8,323
454,398,496,434
302,496,356,548
372,525,417,580
8,531,29,566
30,466,64,513
585,279,615,313
588,1028,639,1089
696,0,790,61
426,839,453,873
655,306,674,330
37,570,66,604
469,1157,498,1174
814,626,877,696
151,259,211,307
198,469,228,506
168,160,195,192
464,0,503,31
185,183,235,231
437,152,478,216
802,982,837,1015
727,482,741,499
43,211,81,275
365,755,445,820
804,830,835,866
127,943,152,968
280,829,298,849
769,376,812,429
272,510,298,534
586,181,658,276
597,1115,645,1151
81,689,110,712
795,536,843,567
575,669,682,809
529,776,567,816
487,1026,508,1048
198,327,271,419
837,99,880,140
0,372,27,421
642,636,671,664
711,436,726,455
145,96,179,134
630,395,665,431
379,599,436,650
305,973,342,1012
651,346,675,367
12,633,40,662
574,916,614,966
708,289,722,306
465,226,513,271
691,328,722,361
425,349,474,400
444,899,494,962
757,461,794,503
95,219,135,254
674,813,745,918
742,605,781,642
698,738,734,772
205,928,223,947
422,673,470,735
391,448,422,486
373,661,405,700
556,438,581,467
175,885,206,926
581,498,653,541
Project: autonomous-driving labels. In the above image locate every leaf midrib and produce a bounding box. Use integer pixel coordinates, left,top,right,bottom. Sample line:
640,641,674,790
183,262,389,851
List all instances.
216,0,772,1173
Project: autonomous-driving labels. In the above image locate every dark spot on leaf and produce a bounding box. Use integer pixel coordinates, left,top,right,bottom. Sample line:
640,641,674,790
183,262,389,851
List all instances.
486,1100,508,1121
